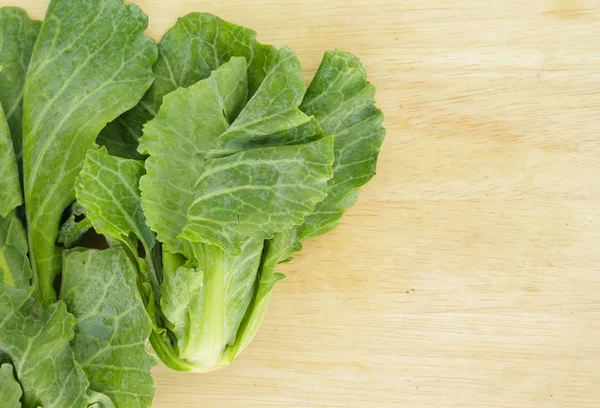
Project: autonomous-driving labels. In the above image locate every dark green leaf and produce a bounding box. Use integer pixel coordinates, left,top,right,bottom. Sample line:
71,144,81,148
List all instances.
62,247,156,408
23,0,158,305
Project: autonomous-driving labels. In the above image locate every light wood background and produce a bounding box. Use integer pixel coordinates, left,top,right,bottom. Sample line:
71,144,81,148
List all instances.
10,0,600,407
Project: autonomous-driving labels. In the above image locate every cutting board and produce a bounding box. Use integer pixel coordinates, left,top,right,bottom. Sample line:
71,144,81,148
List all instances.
11,0,600,407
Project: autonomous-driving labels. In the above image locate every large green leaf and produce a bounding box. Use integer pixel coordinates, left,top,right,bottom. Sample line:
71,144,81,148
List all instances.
298,50,385,240
0,280,94,408
140,46,333,255
23,0,157,305
0,7,40,160
139,57,248,254
62,247,156,408
0,363,22,408
98,12,278,156
180,48,333,253
181,137,333,254
0,104,21,217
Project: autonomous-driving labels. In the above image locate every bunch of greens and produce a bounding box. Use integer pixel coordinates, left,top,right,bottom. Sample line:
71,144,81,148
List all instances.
0,1,384,406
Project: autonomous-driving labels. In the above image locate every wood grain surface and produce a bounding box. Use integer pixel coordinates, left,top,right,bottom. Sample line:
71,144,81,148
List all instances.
9,0,600,407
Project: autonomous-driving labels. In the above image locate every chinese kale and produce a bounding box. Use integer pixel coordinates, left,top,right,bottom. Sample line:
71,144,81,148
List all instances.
0,0,384,405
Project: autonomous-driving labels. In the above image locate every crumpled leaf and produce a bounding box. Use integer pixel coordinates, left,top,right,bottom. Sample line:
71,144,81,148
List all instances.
298,50,385,240
23,0,158,305
208,47,323,157
62,247,156,408
0,6,40,160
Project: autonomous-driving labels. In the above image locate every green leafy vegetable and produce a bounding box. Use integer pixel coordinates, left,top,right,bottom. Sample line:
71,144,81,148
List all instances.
62,247,156,408
134,47,333,371
0,7,40,160
23,0,158,305
0,0,384,392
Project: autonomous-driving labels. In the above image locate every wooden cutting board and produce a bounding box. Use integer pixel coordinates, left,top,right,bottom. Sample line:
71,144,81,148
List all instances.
12,0,600,407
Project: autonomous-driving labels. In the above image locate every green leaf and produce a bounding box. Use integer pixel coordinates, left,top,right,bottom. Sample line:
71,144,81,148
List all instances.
0,363,22,408
0,7,40,160
76,148,153,256
62,247,156,408
209,48,324,156
57,202,93,249
0,281,92,408
0,104,21,217
181,48,333,254
159,261,202,343
298,50,385,240
139,57,249,254
99,12,278,150
181,137,334,254
23,0,158,305
0,210,31,289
